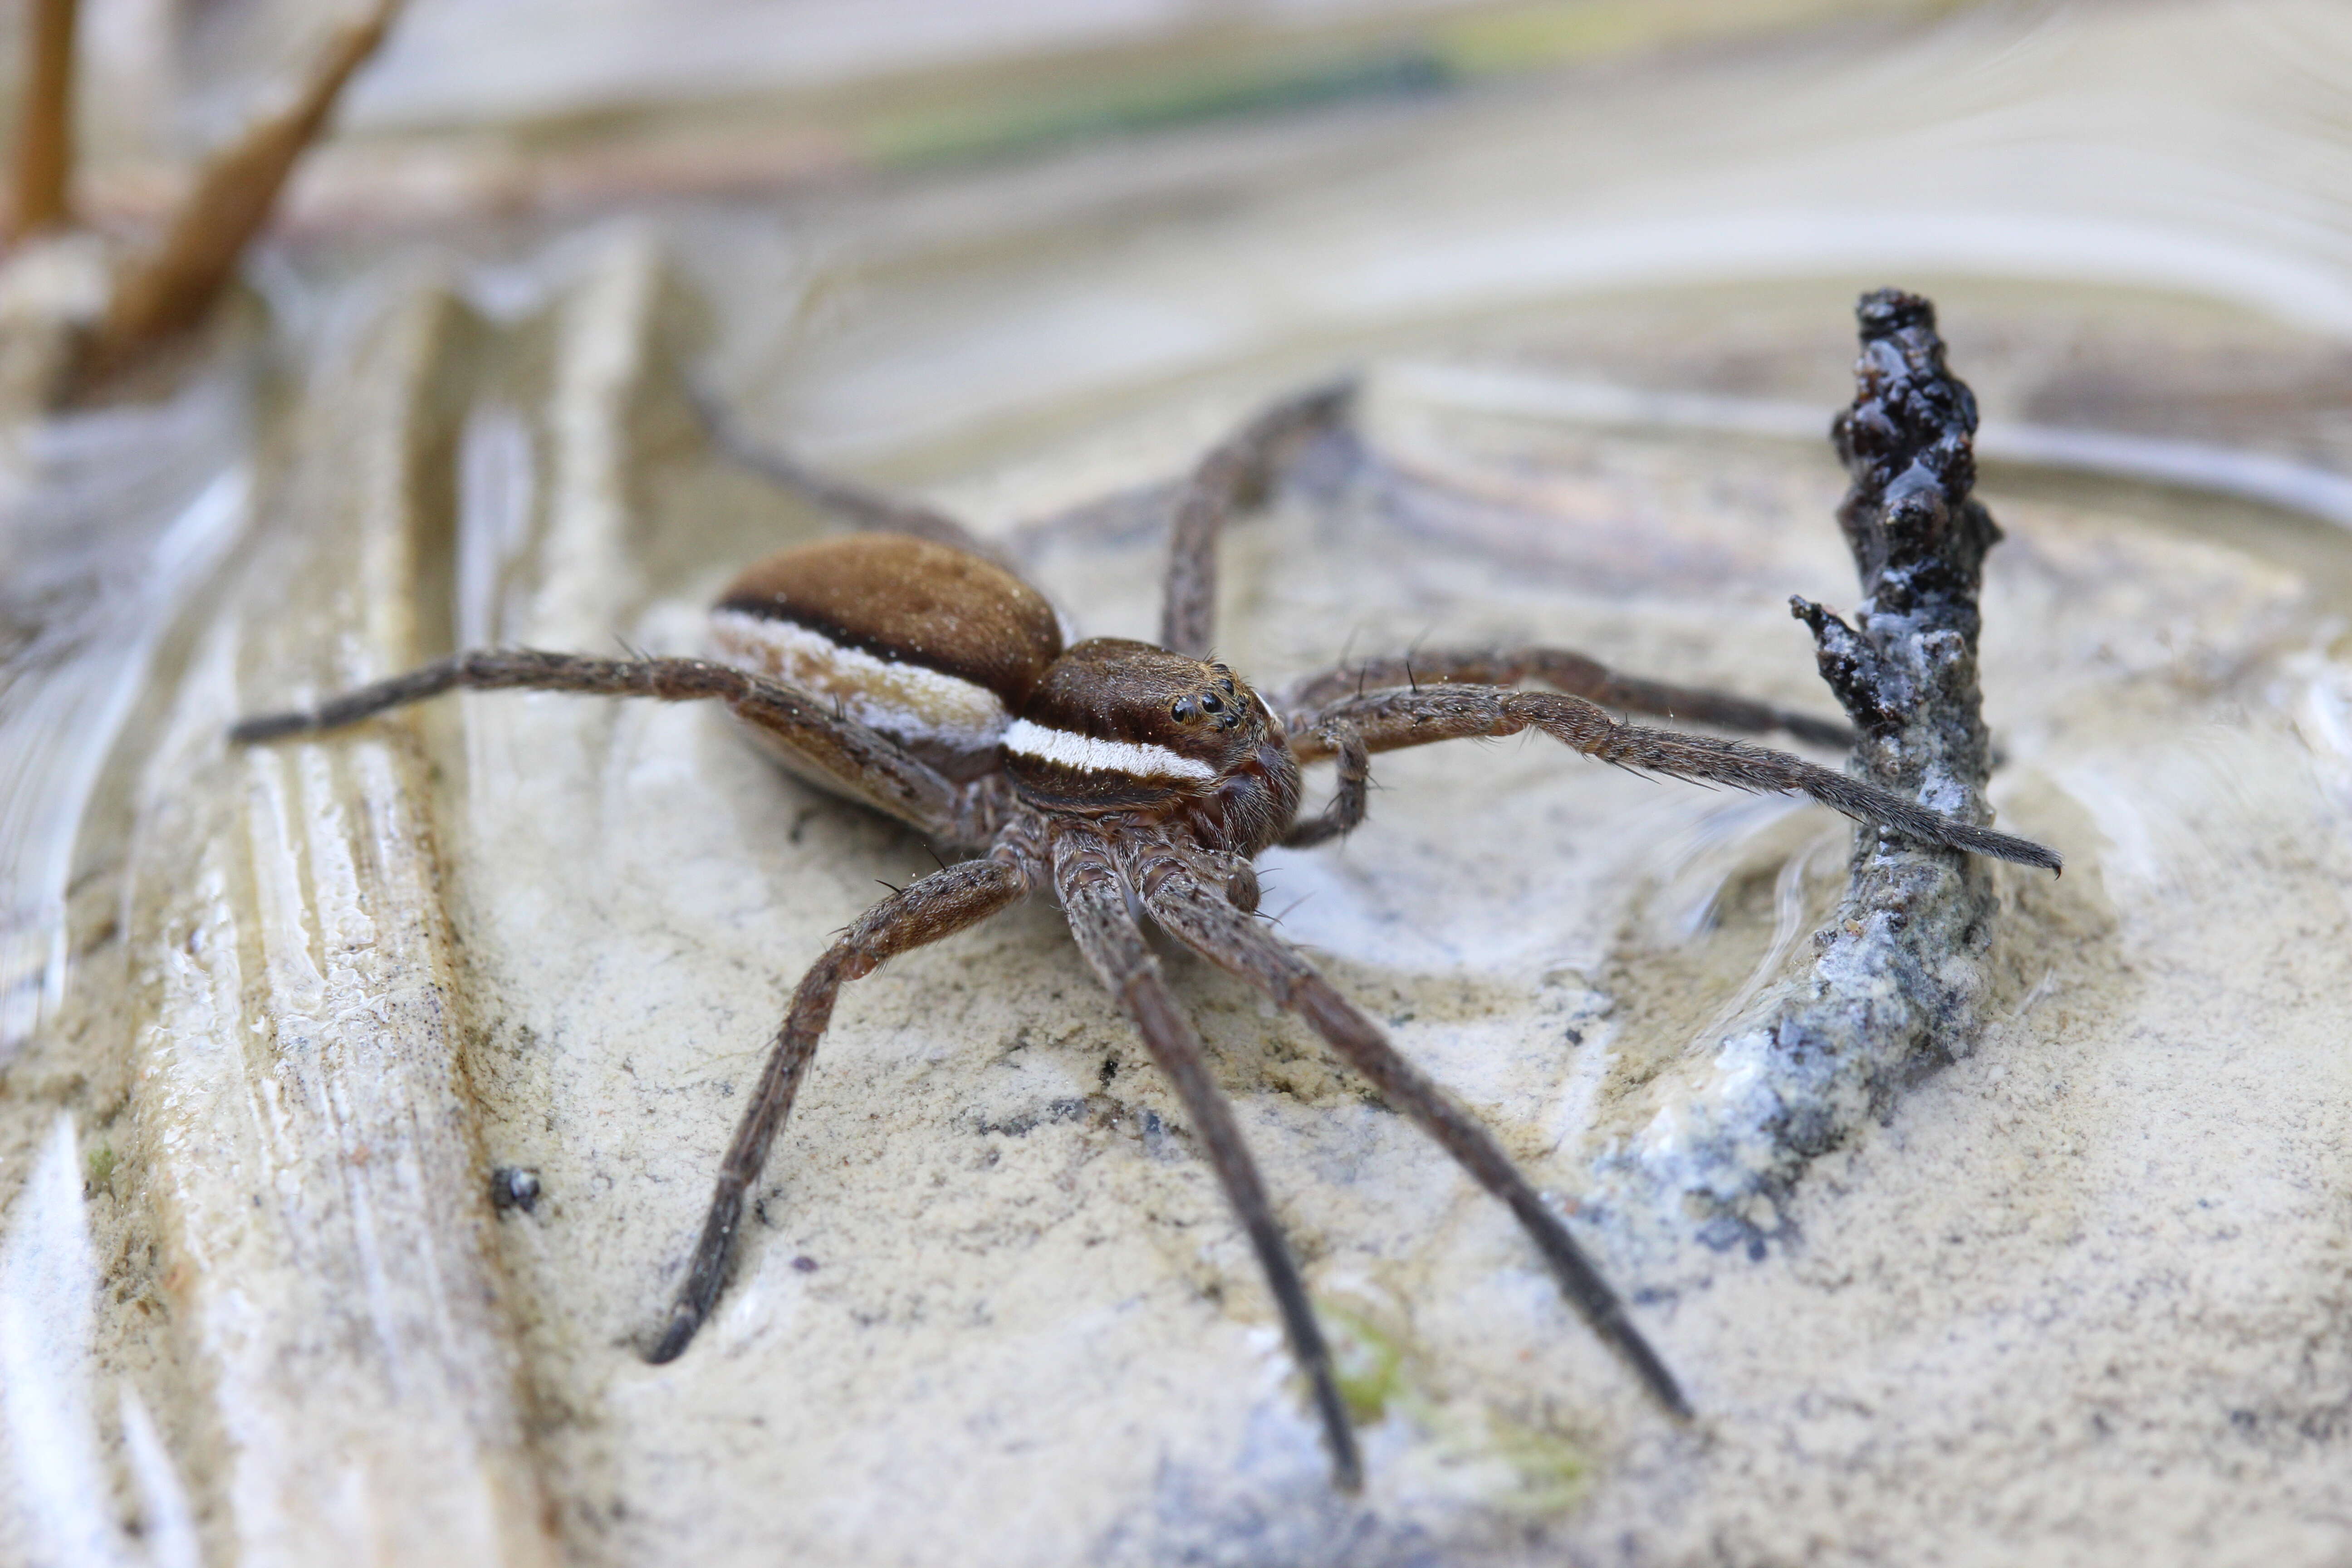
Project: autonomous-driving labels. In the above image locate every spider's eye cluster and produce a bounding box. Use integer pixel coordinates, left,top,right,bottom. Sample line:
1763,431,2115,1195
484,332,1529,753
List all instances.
1170,692,1225,719
1170,671,1245,730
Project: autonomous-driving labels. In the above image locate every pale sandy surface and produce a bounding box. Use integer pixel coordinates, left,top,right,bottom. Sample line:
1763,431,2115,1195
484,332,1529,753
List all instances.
11,249,2351,1565
3,3,2352,1565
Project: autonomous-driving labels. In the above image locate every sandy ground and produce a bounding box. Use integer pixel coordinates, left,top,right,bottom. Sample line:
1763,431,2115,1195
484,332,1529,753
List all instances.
3,4,2352,1563
10,241,2352,1565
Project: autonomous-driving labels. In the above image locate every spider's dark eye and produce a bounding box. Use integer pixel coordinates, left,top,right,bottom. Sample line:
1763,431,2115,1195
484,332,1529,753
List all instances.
1200,692,1224,714
1170,697,1193,720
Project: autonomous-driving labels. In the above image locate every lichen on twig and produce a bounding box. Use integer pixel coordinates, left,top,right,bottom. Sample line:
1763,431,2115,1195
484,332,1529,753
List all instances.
1600,289,2022,1253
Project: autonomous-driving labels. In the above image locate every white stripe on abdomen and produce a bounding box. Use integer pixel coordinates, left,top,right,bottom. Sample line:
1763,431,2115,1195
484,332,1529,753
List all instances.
710,609,1009,755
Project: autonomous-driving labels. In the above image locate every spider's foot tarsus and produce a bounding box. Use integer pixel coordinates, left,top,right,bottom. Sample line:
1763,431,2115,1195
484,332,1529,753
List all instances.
228,710,318,745
1315,1378,1366,1494
644,1222,736,1365
1623,1333,1695,1422
644,1298,710,1365
1940,821,2062,873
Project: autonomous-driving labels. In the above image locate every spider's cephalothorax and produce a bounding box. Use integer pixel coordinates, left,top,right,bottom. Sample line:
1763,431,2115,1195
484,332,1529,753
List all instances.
232,382,2060,1493
1002,641,1300,855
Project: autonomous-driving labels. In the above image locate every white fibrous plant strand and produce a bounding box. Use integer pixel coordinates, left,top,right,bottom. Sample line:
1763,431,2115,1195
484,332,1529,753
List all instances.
1,1116,196,1568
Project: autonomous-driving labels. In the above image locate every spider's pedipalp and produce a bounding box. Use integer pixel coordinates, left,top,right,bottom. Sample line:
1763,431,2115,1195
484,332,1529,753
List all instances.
1127,843,1692,1422
1053,827,1364,1493
1289,684,2060,871
1279,719,1368,848
648,844,1034,1364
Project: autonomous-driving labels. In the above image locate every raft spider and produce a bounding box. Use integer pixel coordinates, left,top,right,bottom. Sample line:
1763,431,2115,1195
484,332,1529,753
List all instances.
232,380,2058,1490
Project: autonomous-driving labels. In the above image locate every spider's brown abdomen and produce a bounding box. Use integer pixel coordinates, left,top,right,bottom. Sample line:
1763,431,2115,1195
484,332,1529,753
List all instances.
1005,638,1299,853
710,535,1062,778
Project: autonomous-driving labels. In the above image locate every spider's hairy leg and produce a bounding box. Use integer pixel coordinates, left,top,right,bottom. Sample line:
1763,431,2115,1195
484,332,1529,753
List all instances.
1160,378,1358,659
1053,828,1364,1493
1129,845,1692,1422
1280,646,1852,750
1291,685,2062,871
229,648,975,839
649,843,1035,1364
686,382,1016,568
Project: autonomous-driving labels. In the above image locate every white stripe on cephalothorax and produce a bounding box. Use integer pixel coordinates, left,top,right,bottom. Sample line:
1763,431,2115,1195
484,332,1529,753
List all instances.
709,608,1009,755
1000,718,1216,781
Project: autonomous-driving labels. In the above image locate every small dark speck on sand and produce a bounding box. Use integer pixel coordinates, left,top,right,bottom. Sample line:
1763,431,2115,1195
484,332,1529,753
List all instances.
490,1166,541,1214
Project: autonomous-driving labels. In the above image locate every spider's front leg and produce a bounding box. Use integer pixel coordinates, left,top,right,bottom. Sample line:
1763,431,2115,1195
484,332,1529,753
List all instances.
1126,839,1692,1423
231,648,997,843
1053,827,1365,1492
651,839,1036,1362
1159,379,1358,658
1279,646,1853,750
1286,684,2061,869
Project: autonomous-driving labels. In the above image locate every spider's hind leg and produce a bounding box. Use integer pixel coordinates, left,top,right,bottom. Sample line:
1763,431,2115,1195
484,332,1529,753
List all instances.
686,381,1016,568
649,844,1034,1363
230,647,980,840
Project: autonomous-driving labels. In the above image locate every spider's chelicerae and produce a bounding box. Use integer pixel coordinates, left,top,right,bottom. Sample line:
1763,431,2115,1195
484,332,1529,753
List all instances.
233,381,2059,1490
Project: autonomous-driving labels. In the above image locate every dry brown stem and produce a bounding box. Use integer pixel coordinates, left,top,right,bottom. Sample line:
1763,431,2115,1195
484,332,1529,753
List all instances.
7,0,78,240
79,0,402,385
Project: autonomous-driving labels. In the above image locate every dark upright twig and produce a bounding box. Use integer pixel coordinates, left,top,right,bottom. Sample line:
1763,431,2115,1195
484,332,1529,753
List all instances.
1793,286,2002,816
1600,289,2034,1255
